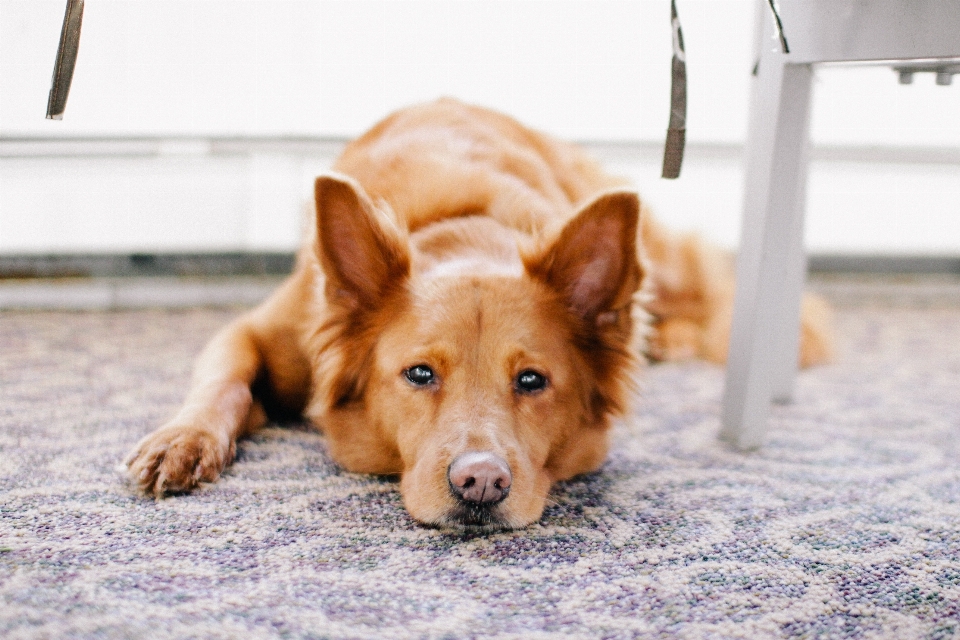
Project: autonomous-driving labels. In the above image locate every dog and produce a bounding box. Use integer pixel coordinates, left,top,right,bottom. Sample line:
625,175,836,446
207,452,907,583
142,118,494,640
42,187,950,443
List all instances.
126,99,832,529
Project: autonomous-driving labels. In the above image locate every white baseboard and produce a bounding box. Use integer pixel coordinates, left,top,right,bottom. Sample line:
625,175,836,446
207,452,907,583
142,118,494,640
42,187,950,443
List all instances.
2,138,958,255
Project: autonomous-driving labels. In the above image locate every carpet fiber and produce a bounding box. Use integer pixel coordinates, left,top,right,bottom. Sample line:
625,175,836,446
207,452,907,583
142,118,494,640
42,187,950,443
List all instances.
3,292,960,638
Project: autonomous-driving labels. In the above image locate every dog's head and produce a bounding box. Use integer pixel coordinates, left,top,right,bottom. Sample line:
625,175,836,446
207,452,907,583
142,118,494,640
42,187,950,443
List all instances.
307,174,643,529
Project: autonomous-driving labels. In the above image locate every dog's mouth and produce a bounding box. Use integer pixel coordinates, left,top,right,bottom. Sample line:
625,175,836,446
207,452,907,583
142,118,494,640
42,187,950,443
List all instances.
443,502,509,529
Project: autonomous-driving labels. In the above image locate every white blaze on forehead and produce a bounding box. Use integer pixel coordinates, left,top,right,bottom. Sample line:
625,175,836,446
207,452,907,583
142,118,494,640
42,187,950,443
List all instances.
421,257,524,281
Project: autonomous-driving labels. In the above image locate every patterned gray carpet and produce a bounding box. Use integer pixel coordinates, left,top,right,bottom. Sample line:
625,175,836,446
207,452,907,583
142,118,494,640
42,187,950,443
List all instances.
3,288,960,638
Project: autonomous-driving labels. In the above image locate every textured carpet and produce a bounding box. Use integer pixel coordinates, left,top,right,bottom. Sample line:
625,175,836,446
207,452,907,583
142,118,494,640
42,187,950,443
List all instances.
3,291,960,639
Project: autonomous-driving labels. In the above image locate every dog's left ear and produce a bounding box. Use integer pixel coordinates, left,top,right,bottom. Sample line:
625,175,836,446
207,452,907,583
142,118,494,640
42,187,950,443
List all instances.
527,190,642,321
314,173,410,310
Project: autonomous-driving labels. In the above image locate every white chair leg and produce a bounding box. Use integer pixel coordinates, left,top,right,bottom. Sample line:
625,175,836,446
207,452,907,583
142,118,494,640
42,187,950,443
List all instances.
720,57,814,449
769,167,809,405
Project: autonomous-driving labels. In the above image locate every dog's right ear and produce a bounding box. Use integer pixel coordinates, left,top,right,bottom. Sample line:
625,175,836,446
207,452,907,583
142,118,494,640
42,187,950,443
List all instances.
314,174,410,310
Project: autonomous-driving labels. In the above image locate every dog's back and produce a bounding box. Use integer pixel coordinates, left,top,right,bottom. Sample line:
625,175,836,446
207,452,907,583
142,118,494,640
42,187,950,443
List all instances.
331,98,623,237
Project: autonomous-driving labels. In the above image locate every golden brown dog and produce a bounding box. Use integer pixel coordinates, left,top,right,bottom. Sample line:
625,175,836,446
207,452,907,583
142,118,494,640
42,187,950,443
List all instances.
126,99,831,529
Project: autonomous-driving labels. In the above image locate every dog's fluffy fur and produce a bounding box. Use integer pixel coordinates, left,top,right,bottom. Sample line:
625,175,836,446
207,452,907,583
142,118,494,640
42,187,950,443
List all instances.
126,99,832,529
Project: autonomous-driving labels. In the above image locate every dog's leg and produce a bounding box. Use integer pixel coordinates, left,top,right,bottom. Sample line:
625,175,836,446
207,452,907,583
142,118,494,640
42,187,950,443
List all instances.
125,317,266,497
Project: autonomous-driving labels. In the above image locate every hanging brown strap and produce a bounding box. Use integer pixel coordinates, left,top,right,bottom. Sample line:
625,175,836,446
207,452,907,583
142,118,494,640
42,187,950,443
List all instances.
46,0,85,120
661,0,686,179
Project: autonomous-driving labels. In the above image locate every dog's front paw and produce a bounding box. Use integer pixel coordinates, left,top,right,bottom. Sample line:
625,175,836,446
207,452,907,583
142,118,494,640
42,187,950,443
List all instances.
125,424,235,497
798,293,834,368
648,317,702,362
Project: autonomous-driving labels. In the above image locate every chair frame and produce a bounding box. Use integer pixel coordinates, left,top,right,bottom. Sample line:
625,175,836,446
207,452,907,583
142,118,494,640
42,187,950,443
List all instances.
719,0,960,449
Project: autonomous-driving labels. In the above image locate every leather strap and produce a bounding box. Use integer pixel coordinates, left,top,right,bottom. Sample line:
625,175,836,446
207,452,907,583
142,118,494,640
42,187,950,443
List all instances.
661,0,687,179
46,0,85,120
766,0,790,54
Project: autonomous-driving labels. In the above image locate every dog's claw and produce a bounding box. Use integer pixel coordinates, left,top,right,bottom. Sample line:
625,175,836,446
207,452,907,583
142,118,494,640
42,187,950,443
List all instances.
154,473,166,499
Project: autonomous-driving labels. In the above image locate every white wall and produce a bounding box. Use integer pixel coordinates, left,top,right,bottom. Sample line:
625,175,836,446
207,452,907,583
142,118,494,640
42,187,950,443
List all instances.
1,0,958,255
3,0,740,141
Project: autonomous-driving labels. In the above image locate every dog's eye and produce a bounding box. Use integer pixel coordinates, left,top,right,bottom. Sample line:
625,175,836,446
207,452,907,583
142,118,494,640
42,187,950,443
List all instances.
404,364,436,386
515,370,548,394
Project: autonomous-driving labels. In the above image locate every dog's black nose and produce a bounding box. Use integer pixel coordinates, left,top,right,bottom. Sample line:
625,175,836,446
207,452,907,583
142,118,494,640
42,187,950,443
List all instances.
448,452,512,504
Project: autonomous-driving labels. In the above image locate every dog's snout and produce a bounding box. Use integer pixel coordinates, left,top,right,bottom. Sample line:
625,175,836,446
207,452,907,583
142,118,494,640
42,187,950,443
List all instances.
448,452,512,504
